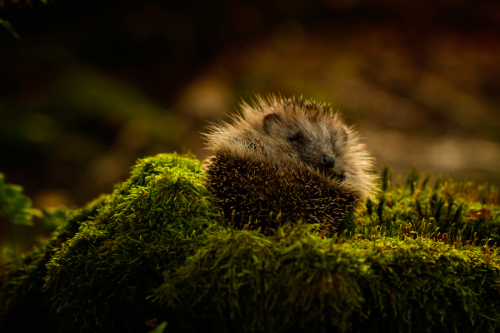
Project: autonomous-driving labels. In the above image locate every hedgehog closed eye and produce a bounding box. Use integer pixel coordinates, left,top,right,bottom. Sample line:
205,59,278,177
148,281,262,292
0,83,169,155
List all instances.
288,132,303,144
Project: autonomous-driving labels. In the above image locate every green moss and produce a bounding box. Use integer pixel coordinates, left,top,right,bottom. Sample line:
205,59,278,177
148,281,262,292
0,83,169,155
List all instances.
0,194,106,331
1,153,221,332
152,226,500,333
1,157,500,332
357,167,500,245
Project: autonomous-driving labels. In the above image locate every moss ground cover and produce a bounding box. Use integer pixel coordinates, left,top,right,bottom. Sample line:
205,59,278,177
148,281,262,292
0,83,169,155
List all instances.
1,154,499,332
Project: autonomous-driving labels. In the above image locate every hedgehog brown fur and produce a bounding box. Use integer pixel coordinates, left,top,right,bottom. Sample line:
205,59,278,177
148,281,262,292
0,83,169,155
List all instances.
203,95,377,232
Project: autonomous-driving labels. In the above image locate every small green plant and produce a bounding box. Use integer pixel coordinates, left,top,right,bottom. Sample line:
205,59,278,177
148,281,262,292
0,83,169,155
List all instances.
0,173,37,226
0,173,40,262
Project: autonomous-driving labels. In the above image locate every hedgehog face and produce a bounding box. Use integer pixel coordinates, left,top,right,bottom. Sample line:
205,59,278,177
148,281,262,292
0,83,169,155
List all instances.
261,111,348,183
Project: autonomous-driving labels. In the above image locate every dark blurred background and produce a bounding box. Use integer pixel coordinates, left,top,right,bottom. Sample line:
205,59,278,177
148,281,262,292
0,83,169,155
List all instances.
1,0,500,259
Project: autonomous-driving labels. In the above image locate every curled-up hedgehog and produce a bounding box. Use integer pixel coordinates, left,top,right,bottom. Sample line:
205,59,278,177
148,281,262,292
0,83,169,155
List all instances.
203,95,377,232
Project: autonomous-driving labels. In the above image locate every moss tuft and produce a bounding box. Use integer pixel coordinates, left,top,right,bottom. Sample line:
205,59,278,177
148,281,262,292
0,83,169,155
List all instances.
1,153,221,332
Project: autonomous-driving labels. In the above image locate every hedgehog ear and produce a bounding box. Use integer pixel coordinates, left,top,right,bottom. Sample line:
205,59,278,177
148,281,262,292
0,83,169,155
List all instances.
263,113,282,134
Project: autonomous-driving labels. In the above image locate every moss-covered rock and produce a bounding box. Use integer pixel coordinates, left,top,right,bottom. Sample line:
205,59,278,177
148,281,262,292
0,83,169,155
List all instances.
1,153,221,332
1,154,500,332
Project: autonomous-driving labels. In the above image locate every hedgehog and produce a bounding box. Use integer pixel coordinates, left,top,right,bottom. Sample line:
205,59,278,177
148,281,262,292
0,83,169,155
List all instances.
203,95,377,233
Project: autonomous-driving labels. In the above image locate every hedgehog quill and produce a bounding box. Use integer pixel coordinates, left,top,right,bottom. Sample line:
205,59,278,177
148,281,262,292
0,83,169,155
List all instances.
203,95,378,233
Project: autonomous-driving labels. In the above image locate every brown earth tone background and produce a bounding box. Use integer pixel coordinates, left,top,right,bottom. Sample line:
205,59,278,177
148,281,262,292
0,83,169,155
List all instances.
1,0,500,258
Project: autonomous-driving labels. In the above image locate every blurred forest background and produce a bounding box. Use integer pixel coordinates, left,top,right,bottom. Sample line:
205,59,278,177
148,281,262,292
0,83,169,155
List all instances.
1,0,500,260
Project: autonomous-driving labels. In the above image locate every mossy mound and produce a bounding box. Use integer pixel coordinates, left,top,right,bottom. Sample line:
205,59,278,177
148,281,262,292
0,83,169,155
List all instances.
1,154,500,332
0,153,221,332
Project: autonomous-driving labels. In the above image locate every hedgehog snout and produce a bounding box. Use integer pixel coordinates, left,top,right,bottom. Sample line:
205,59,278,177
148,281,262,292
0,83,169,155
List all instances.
319,154,346,182
320,154,335,169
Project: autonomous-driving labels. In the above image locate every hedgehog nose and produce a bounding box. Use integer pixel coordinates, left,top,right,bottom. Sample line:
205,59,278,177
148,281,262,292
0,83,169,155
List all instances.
320,154,335,169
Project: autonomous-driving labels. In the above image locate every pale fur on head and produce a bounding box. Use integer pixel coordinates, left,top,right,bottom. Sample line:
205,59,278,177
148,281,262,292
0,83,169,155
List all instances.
203,94,378,201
